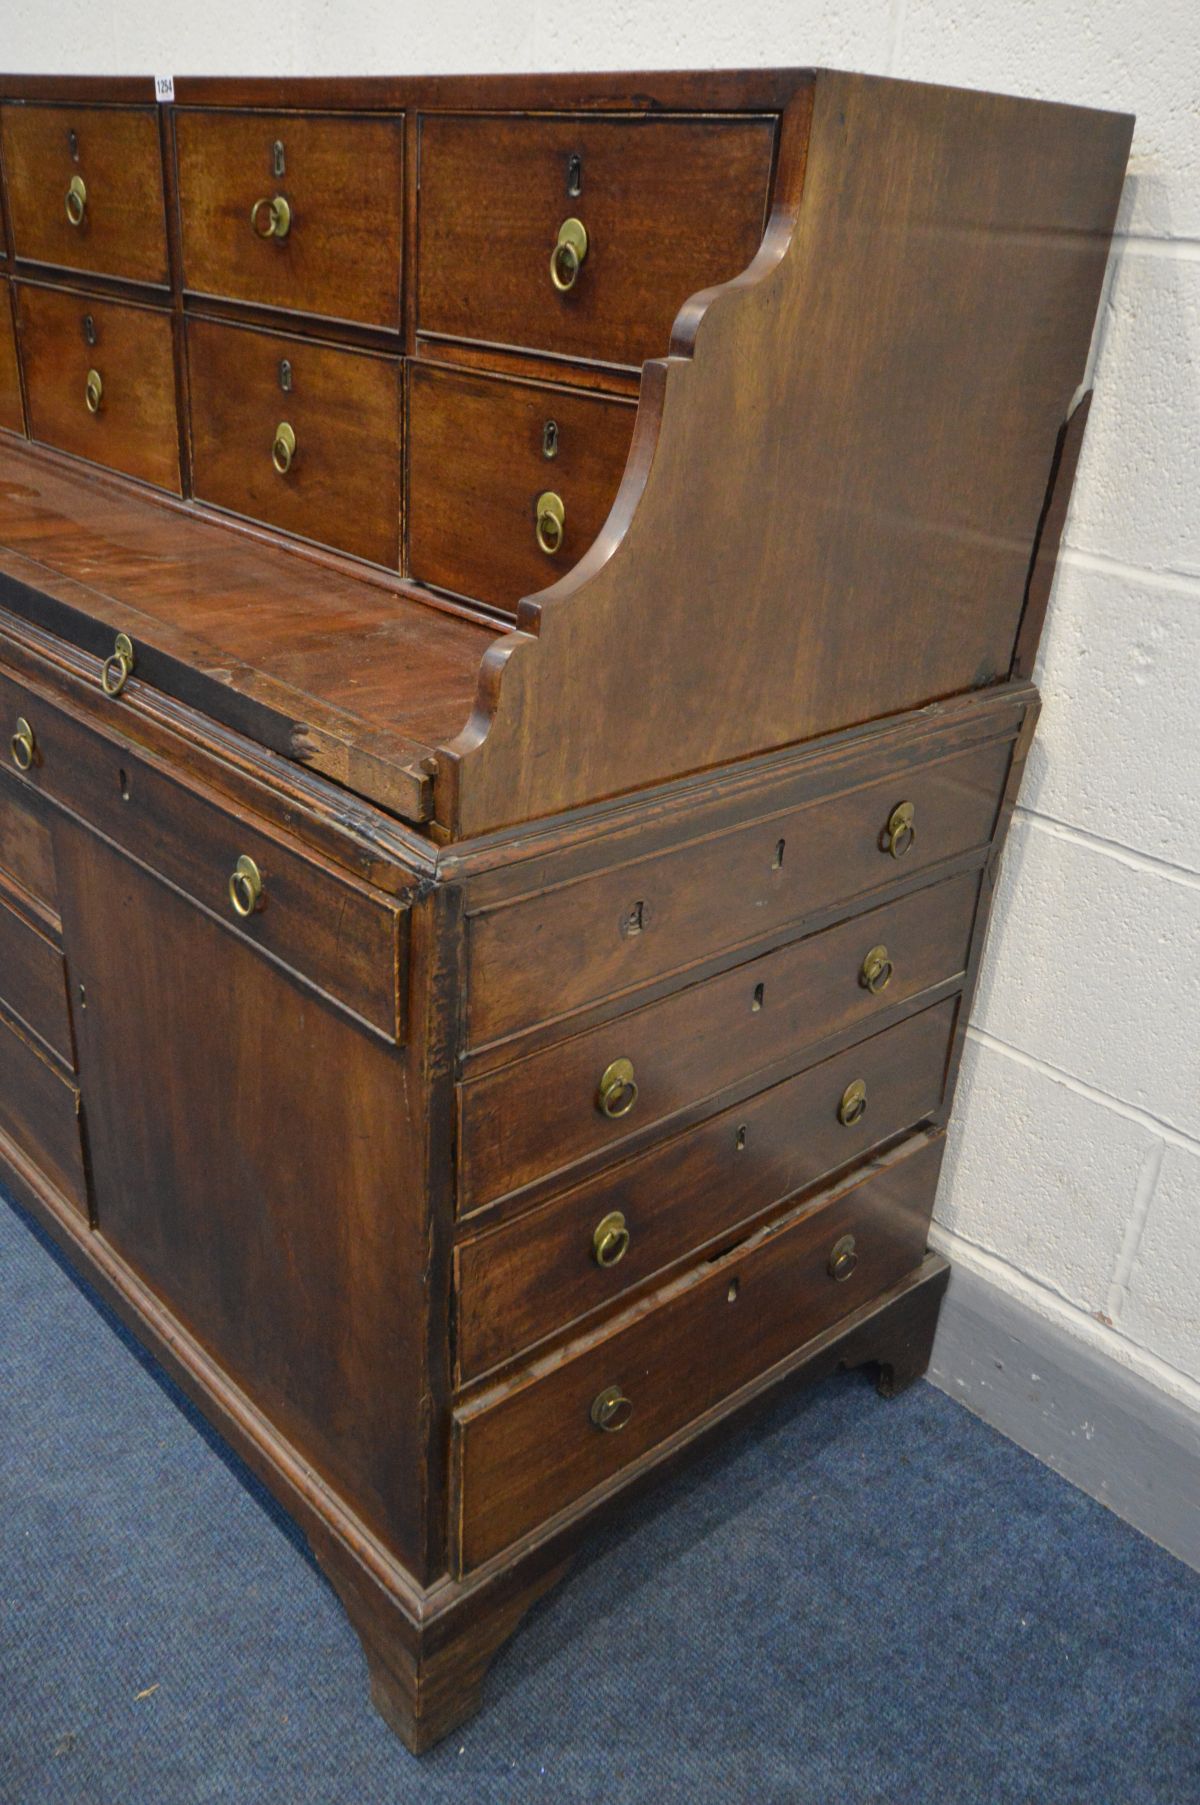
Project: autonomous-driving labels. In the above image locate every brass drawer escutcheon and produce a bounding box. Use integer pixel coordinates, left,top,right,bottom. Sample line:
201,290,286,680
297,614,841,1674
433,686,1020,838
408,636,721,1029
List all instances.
837,1079,868,1127
101,633,135,697
65,173,88,227
272,421,297,475
535,489,565,555
591,1210,630,1268
860,943,894,994
828,1233,858,1282
590,1384,632,1433
882,800,916,858
596,1057,638,1120
228,853,265,918
250,194,292,241
85,368,104,415
549,216,588,292
9,717,35,772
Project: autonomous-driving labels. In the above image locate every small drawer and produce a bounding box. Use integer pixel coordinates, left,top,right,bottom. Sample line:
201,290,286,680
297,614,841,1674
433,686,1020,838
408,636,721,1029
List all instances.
458,869,978,1212
0,891,72,1066
417,113,774,370
187,317,401,566
174,110,404,328
17,284,180,492
408,364,636,611
453,1132,943,1569
0,1007,87,1216
0,671,407,1042
467,734,1013,1046
0,104,168,286
456,998,957,1382
0,283,24,435
0,772,58,916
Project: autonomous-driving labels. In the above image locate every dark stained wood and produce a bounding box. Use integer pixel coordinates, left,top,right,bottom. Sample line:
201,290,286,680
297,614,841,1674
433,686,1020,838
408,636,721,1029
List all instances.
408,363,635,611
0,280,24,434
0,1004,86,1212
173,109,404,329
0,103,168,285
0,769,58,914
17,283,180,492
416,113,776,371
188,315,401,567
0,888,72,1064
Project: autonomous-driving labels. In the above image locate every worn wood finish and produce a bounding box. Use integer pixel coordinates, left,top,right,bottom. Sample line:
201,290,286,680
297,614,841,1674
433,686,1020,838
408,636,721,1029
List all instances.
188,315,402,566
408,363,636,611
0,102,169,286
0,1005,86,1213
0,280,23,434
17,283,180,492
0,889,72,1064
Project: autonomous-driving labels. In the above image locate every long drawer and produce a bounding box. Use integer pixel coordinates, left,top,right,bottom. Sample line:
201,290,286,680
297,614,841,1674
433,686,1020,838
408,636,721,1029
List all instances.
458,869,979,1211
0,1007,87,1216
0,890,72,1066
453,1132,944,1571
455,998,957,1381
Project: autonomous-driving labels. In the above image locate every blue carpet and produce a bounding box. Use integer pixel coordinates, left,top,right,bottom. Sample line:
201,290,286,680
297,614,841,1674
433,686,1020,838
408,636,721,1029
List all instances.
2,1189,1198,1805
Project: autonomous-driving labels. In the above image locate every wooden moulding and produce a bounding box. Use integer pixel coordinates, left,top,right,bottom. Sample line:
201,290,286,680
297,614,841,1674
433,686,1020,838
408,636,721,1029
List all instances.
436,71,1132,839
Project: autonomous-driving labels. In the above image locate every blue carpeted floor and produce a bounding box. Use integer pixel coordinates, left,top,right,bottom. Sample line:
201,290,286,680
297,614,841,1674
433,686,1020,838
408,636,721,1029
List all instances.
2,1189,1198,1805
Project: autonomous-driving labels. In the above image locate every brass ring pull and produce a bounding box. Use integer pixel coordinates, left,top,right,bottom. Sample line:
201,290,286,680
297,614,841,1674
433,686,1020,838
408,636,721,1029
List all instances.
883,801,916,859
65,174,87,227
860,943,894,995
590,1384,632,1433
828,1234,858,1283
10,717,35,772
250,194,292,240
228,854,264,918
535,490,565,556
85,368,103,415
838,1079,868,1128
272,421,297,475
100,633,135,698
596,1057,638,1120
549,217,588,292
592,1210,630,1269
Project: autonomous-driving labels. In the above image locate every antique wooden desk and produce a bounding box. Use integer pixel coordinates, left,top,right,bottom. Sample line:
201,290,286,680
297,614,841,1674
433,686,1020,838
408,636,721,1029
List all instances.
0,69,1130,1748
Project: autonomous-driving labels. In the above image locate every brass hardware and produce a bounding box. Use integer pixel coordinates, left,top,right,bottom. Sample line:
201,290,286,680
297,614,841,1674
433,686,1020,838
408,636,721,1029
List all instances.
592,1210,630,1269
566,151,583,197
828,1233,859,1283
272,421,297,475
10,717,35,772
101,633,135,698
272,139,286,178
82,313,96,347
860,943,894,995
535,490,565,556
838,1079,868,1127
229,853,264,918
65,174,87,227
84,368,103,415
596,1057,638,1120
542,418,559,459
590,1384,632,1433
250,194,292,240
883,800,916,859
278,358,292,393
550,216,588,292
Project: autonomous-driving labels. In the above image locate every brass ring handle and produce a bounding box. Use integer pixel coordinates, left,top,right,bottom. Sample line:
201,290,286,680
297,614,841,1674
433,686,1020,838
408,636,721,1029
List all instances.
860,943,894,995
590,1384,633,1433
85,368,103,415
883,801,916,859
828,1234,859,1283
100,633,135,698
549,217,588,292
228,854,264,919
65,174,87,227
272,421,297,475
596,1057,638,1120
592,1210,631,1269
535,490,565,556
250,194,292,240
838,1079,868,1128
10,717,35,772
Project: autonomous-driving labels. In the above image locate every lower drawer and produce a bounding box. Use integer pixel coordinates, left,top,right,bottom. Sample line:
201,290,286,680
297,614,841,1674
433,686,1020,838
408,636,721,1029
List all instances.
0,892,72,1065
0,1008,87,1215
452,1131,943,1571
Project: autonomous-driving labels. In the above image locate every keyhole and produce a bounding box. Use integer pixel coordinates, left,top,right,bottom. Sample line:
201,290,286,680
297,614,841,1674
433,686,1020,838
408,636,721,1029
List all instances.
751,983,765,1012
118,768,131,801
726,1278,741,1304
77,982,86,1010
82,314,96,348
566,152,582,197
735,1125,748,1152
273,139,286,177
772,838,786,869
67,128,79,161
542,419,559,459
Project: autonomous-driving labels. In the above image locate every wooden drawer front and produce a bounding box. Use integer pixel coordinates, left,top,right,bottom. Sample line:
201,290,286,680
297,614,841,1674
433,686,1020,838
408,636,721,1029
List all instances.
0,1009,87,1215
454,1133,943,1569
459,870,978,1212
0,104,168,285
0,774,57,915
188,317,401,566
468,735,1012,1047
18,285,180,492
174,110,404,328
456,998,956,1381
408,364,635,610
417,114,775,369
0,893,72,1065
0,672,406,1041
0,283,23,435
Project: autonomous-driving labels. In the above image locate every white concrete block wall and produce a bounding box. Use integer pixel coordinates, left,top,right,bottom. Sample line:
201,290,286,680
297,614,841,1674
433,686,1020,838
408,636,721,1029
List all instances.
3,6,1196,1427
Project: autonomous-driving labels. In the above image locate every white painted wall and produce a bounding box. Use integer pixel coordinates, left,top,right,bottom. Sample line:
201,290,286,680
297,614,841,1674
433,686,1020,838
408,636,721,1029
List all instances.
4,7,1196,1422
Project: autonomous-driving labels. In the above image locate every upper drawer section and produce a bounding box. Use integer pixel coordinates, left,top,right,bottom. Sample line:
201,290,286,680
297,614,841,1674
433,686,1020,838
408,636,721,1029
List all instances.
0,104,168,286
173,110,404,329
416,114,776,369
